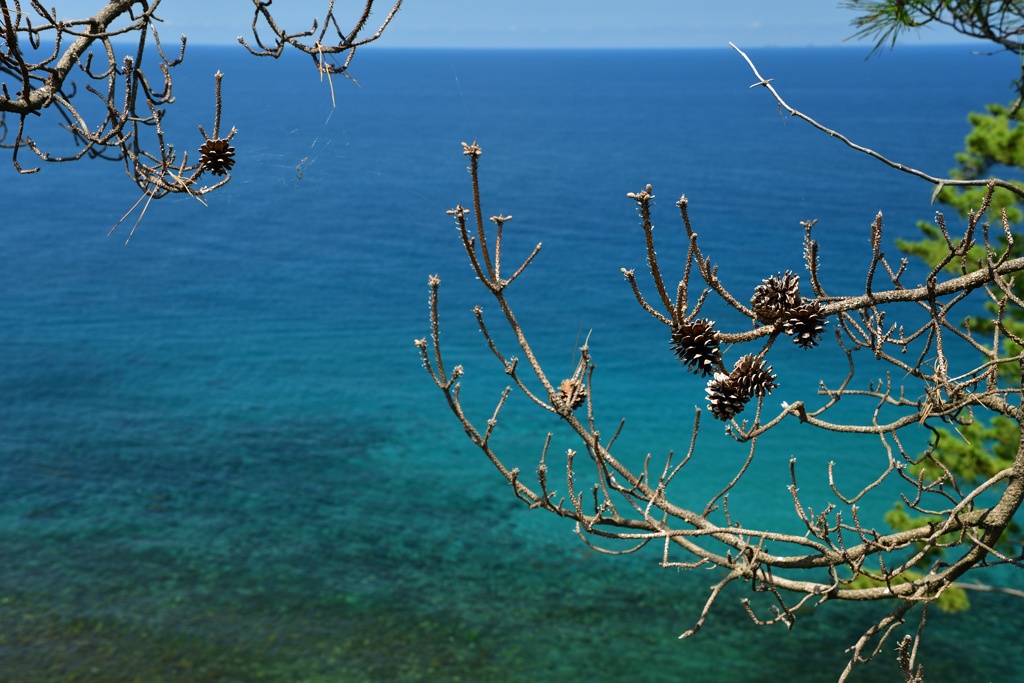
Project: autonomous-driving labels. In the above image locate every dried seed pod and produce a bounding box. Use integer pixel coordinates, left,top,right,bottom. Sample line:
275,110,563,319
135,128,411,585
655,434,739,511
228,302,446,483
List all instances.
730,354,778,399
199,138,236,176
751,271,801,323
669,318,722,377
706,372,749,421
783,301,828,349
553,377,587,411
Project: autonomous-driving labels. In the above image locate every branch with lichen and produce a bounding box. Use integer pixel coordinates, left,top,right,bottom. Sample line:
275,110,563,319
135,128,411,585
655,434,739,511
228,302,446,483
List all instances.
418,47,1024,683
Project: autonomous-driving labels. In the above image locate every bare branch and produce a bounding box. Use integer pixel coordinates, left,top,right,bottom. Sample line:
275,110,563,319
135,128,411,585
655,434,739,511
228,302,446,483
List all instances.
420,44,1024,683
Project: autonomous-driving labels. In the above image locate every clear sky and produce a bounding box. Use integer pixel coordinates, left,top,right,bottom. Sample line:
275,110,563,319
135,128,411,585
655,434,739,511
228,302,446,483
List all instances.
156,1,974,49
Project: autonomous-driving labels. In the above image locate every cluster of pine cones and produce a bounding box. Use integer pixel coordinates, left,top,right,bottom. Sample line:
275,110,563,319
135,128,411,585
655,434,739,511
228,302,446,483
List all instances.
750,270,827,349
704,355,778,421
669,271,827,421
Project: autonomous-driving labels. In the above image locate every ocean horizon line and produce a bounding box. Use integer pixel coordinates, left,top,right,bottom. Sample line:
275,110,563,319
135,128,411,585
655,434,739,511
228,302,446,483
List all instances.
154,42,981,52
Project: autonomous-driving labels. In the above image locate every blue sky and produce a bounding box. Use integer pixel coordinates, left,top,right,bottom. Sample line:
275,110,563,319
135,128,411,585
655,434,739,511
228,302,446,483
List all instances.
157,1,973,49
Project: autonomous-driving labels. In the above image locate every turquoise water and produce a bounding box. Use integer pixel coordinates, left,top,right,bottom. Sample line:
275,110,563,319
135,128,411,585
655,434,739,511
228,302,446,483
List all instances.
1,46,1022,681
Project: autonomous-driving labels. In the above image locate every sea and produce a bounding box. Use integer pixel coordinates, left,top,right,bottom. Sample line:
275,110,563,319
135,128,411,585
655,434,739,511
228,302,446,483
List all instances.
1,44,1022,682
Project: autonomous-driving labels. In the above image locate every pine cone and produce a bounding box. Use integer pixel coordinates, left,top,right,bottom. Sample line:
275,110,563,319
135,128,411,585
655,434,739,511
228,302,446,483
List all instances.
706,372,748,421
199,138,236,176
553,378,587,411
670,318,722,376
730,354,778,399
751,271,801,323
783,301,828,349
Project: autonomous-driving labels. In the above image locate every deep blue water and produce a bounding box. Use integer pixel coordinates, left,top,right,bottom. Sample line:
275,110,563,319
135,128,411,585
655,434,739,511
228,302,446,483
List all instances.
1,46,1022,681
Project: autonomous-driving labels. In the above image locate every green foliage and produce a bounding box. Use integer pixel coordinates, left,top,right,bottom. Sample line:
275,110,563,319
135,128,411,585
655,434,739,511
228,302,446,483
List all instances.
889,99,1024,598
912,417,1019,483
955,105,1024,180
895,222,988,275
898,104,1024,259
843,2,1024,69
897,104,1024,374
920,104,1024,223
843,0,921,54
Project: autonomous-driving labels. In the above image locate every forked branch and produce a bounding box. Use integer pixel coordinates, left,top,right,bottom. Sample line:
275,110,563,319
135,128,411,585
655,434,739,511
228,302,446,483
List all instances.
1,0,400,218
419,49,1024,683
